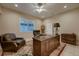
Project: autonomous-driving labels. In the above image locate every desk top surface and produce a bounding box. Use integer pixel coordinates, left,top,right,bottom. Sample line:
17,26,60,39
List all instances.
33,35,53,41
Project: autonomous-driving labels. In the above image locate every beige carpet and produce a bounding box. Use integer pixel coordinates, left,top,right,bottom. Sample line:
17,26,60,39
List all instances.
60,44,79,56
50,43,66,56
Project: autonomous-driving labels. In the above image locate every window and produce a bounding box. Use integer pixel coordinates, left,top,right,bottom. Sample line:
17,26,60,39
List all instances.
19,17,35,32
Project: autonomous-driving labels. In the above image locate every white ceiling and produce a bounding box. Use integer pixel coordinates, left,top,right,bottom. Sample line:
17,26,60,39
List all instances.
1,3,79,19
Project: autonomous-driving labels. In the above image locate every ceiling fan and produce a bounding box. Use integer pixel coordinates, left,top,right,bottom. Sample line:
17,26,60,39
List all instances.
32,3,47,13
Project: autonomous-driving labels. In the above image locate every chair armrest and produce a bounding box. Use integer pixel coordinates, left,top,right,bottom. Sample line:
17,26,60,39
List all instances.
16,38,24,40
1,41,16,43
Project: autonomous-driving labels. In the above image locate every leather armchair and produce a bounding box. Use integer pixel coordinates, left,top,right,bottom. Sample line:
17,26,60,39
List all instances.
1,33,25,52
61,33,76,45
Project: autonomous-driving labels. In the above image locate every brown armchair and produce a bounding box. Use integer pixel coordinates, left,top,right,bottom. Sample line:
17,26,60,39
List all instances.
1,33,25,52
61,33,76,45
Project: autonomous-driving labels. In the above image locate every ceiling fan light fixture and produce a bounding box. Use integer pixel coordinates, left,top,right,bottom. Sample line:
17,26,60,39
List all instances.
32,3,47,14
35,8,47,13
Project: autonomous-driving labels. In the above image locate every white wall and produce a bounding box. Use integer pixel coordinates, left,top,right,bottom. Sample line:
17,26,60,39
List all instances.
43,17,59,36
58,9,79,34
0,7,42,41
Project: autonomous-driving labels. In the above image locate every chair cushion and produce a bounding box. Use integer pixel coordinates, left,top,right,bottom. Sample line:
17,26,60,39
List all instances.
3,34,12,41
16,40,23,45
10,33,16,40
3,33,16,41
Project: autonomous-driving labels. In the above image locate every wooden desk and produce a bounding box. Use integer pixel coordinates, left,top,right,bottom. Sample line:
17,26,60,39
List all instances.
33,35,60,56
